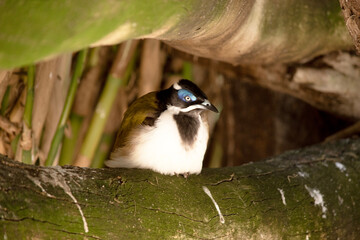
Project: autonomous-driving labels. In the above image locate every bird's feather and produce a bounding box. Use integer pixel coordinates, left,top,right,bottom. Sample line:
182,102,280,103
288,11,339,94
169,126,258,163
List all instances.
112,92,160,150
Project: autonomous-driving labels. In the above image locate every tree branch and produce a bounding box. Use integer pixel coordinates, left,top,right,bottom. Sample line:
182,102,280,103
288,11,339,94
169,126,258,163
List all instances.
1,139,360,238
0,0,352,68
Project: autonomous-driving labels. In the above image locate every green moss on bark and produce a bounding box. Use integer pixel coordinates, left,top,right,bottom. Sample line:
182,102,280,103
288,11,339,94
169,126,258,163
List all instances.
1,139,360,239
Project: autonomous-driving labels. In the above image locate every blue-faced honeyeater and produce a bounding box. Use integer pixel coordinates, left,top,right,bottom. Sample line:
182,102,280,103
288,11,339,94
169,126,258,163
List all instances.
105,79,218,175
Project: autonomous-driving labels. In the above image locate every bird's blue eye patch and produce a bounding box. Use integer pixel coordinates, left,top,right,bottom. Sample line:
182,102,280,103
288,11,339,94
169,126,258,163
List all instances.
178,89,197,102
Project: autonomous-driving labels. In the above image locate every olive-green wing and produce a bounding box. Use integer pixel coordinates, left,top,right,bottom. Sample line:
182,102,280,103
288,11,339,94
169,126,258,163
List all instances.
113,92,160,149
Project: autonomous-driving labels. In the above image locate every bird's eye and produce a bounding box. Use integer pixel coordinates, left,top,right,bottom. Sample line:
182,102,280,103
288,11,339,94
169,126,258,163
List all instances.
178,89,196,102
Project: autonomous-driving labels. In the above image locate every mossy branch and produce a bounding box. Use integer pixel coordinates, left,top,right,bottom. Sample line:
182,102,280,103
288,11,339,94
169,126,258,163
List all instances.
1,139,360,238
0,1,352,68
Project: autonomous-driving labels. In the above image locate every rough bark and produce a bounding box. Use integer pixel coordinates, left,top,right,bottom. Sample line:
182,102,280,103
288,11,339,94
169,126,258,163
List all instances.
340,0,360,53
1,139,360,239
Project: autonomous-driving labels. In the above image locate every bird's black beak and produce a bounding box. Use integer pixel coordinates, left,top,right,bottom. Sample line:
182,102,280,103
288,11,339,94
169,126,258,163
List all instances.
202,99,219,113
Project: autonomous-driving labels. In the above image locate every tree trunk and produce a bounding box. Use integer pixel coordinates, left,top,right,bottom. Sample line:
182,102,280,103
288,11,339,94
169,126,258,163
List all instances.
1,139,360,239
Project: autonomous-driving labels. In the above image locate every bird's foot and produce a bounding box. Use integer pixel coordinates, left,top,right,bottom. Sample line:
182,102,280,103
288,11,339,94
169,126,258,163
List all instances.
176,172,190,178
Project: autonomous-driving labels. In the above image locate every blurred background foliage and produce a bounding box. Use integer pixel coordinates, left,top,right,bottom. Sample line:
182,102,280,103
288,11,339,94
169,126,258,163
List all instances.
0,40,353,169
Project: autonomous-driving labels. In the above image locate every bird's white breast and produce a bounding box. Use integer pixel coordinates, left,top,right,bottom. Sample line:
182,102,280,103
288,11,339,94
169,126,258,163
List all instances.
108,109,209,175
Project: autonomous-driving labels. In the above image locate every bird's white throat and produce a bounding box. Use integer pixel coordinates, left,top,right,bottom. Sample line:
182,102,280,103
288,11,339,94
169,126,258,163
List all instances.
108,108,209,175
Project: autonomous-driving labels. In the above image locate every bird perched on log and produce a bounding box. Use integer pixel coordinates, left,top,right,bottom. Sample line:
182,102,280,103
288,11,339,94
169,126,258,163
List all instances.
105,79,218,176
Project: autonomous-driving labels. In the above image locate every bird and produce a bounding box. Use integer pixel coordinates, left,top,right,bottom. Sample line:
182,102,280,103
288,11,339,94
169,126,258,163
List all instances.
105,79,218,176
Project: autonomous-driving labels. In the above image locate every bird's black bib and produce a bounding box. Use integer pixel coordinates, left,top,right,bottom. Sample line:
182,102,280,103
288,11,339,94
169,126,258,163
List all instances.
173,113,200,146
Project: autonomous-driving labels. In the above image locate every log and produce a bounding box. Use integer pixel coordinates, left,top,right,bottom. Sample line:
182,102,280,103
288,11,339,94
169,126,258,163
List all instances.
1,139,360,239
0,0,352,68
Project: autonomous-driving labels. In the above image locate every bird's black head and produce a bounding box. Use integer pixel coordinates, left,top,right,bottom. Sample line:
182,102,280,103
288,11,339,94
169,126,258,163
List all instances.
158,79,218,113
